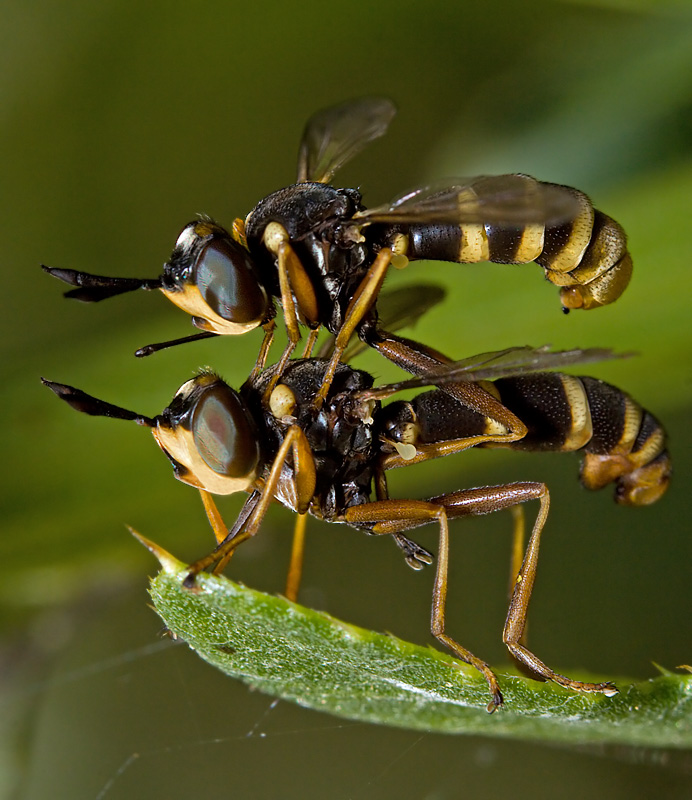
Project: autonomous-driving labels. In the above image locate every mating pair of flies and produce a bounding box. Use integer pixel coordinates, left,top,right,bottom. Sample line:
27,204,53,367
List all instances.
44,98,670,712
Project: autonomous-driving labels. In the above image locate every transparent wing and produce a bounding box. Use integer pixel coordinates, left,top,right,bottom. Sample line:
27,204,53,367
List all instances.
371,283,447,334
360,345,629,399
296,97,397,184
323,284,447,361
353,174,581,227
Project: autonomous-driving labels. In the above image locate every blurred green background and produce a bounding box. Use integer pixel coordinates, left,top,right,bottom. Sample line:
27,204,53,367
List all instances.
3,0,691,797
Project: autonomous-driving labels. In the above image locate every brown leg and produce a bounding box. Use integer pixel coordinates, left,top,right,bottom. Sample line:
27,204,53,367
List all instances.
263,221,319,332
262,233,319,404
185,425,317,580
285,512,308,602
260,240,302,404
262,221,319,336
501,488,618,697
210,491,261,576
508,505,529,654
199,489,229,546
509,506,525,594
278,239,319,326
261,224,320,403
380,432,523,472
301,328,320,358
438,484,618,697
344,498,503,712
312,248,394,409
367,331,528,447
346,481,618,708
249,321,277,383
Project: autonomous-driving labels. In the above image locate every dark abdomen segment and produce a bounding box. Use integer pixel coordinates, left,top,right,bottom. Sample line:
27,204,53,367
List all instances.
397,177,632,310
409,373,670,506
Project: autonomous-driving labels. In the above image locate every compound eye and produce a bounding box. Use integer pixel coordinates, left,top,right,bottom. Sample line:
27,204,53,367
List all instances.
194,238,267,324
191,383,259,478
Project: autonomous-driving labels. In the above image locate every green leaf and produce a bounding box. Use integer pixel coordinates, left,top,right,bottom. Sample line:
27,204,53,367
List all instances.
142,534,692,747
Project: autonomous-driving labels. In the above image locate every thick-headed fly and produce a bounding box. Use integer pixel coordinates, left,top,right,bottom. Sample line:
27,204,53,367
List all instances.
43,344,669,712
44,98,633,405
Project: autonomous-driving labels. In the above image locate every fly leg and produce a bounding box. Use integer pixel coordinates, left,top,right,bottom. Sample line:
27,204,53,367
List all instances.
312,247,394,409
500,487,618,698
284,512,308,602
261,223,321,403
367,482,618,704
508,505,529,655
364,330,529,450
344,498,503,712
198,489,230,546
184,424,317,582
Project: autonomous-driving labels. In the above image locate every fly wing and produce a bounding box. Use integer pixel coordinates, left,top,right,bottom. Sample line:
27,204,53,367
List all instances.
296,97,397,184
360,345,630,398
354,174,580,227
369,283,447,335
319,284,447,361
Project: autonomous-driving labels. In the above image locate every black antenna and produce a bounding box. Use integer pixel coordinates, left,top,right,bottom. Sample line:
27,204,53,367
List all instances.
135,331,219,358
42,265,161,302
41,378,156,427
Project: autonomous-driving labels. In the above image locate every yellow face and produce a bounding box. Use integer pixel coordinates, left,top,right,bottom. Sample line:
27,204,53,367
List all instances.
153,372,260,495
161,222,268,335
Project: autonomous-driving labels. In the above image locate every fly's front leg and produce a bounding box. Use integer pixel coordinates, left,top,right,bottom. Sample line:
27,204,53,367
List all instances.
300,327,320,358
184,425,317,583
248,321,277,383
198,489,230,546
344,499,503,712
312,247,394,409
261,222,321,403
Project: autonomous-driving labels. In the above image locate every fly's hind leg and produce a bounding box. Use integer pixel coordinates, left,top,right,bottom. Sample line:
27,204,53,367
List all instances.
501,487,618,698
430,482,617,698
440,483,617,698
351,482,619,710
508,505,530,654
344,498,503,712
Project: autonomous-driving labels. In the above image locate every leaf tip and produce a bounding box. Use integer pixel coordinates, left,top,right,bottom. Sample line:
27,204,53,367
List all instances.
650,661,680,677
128,526,183,573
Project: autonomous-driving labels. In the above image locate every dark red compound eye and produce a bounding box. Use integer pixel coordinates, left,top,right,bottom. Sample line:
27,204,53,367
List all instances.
194,238,267,324
191,383,259,478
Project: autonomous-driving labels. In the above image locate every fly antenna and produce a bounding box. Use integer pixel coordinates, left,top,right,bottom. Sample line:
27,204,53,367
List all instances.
135,331,219,358
41,378,156,427
42,265,161,302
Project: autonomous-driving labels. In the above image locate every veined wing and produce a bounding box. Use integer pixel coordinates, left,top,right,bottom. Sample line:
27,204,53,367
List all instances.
297,96,397,184
319,283,447,361
353,174,581,227
359,345,630,399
